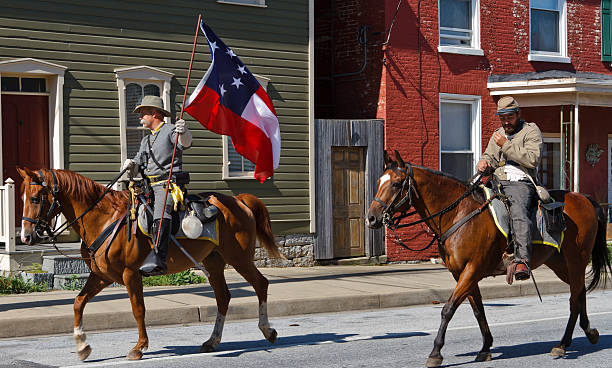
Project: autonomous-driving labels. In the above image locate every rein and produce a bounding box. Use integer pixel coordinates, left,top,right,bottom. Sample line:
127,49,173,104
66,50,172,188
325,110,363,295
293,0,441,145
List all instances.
378,165,490,252
23,168,128,261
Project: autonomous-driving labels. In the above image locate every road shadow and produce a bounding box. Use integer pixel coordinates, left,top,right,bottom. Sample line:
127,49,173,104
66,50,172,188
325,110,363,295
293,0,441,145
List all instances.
149,331,429,358
446,334,612,367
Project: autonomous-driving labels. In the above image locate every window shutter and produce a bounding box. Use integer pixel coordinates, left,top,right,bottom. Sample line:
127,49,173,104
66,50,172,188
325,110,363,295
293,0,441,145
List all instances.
603,0,612,61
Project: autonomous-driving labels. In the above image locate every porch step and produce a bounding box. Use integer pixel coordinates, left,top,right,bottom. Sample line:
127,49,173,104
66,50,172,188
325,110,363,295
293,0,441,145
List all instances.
53,273,90,290
42,255,89,275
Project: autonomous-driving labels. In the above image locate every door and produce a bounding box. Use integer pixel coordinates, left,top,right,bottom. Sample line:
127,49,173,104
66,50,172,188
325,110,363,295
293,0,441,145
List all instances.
2,94,49,226
332,147,365,258
608,138,612,238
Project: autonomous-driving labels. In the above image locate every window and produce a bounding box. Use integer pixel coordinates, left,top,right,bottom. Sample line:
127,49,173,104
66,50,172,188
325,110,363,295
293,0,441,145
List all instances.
529,0,569,62
115,66,173,166
222,74,270,179
602,0,612,62
438,0,483,56
217,0,266,7
439,94,481,182
1,76,46,92
538,137,561,189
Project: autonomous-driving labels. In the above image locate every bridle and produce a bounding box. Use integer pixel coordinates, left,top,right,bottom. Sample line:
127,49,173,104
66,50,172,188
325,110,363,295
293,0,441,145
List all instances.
374,163,489,251
22,170,62,240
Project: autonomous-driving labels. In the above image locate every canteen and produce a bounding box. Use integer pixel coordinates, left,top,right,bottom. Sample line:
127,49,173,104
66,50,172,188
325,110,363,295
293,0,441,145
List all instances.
181,213,203,239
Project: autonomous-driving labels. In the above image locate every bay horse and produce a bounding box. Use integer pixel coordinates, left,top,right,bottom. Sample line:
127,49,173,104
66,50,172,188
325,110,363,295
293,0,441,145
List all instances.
17,167,283,361
366,151,611,367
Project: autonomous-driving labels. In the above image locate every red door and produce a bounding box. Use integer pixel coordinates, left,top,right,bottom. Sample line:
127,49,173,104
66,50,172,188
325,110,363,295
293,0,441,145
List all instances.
2,94,49,226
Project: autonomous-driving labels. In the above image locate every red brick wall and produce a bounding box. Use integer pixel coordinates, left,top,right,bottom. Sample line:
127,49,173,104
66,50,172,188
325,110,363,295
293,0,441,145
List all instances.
377,0,611,261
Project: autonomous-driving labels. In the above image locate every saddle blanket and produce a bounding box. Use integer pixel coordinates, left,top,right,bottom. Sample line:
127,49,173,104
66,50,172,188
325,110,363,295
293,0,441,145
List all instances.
137,204,219,246
482,186,563,251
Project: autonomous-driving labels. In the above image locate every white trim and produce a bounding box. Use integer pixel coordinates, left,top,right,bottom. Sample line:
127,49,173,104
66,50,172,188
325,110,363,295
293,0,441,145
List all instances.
217,0,267,7
438,93,481,178
437,45,484,56
0,58,67,183
529,0,568,59
115,66,173,166
309,0,315,233
527,54,571,63
221,135,256,180
573,95,579,192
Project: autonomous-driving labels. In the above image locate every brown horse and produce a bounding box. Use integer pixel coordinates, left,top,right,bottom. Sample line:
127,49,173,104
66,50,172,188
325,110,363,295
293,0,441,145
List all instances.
17,167,284,361
366,151,611,367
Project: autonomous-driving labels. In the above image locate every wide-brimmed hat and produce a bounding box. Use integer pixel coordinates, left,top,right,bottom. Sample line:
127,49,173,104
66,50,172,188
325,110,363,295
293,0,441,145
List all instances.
133,95,170,117
496,96,520,115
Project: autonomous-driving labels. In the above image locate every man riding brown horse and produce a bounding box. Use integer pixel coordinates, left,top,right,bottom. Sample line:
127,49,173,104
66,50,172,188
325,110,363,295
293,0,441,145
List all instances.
477,96,543,284
121,95,193,276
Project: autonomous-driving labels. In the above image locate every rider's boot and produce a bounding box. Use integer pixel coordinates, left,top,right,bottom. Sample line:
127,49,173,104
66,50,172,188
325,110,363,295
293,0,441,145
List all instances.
139,218,170,276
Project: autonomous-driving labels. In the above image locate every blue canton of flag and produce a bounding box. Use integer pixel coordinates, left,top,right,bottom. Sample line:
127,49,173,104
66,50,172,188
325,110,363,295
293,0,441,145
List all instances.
201,23,261,116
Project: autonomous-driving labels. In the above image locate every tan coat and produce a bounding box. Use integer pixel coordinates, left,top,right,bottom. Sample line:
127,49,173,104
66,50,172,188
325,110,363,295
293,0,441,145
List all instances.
482,121,543,181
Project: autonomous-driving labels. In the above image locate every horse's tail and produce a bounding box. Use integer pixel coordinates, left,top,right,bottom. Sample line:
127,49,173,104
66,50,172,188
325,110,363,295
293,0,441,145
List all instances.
236,193,285,259
585,196,611,292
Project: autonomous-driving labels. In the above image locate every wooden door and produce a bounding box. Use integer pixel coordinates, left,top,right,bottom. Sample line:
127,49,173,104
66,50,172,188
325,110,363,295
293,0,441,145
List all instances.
332,147,365,258
2,94,49,226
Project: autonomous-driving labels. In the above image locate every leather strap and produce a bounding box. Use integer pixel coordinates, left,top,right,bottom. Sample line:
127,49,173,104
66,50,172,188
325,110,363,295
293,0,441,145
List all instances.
147,134,165,171
86,212,127,256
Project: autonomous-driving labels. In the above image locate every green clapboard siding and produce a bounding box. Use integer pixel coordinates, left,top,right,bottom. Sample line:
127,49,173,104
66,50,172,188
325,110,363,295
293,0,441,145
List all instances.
1,0,311,234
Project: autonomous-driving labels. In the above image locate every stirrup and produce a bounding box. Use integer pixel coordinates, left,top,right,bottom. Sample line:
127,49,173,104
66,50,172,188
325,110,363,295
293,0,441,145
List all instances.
139,250,167,276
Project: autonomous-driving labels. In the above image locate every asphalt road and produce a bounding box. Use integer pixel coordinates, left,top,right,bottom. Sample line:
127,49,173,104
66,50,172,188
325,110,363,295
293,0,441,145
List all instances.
2,290,612,368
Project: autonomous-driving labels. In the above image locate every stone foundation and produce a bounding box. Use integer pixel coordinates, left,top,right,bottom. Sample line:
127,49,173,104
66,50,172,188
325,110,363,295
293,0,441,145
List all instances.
254,233,315,267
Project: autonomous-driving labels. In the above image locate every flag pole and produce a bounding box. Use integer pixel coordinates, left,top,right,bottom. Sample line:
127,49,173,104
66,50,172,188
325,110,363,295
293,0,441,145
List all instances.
154,14,202,253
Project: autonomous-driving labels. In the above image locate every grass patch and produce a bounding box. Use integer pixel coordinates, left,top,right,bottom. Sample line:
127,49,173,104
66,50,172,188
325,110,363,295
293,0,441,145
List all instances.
0,273,48,294
142,270,206,287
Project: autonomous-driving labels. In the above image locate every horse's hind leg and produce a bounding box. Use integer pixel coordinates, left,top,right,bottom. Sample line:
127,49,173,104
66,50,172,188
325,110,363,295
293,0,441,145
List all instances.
233,259,277,344
122,268,148,360
578,287,599,344
73,272,111,361
200,251,231,353
467,286,493,362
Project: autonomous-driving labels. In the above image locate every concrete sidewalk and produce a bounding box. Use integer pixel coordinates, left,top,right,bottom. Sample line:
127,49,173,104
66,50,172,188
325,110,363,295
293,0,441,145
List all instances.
0,264,572,339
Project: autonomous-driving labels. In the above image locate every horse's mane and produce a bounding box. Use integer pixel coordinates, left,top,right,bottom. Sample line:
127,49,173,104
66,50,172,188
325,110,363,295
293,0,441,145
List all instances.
51,169,129,211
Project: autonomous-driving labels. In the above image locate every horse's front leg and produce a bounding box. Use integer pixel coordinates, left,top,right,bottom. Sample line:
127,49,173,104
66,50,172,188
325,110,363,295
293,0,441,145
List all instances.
427,267,479,368
467,286,493,362
73,272,111,361
122,268,149,360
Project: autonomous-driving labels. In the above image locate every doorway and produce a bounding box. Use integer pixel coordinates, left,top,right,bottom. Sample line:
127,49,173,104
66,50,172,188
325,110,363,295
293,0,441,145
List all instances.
331,147,365,258
2,94,50,226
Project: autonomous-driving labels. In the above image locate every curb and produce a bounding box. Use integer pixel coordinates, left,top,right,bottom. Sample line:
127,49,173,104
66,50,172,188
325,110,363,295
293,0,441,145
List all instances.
0,280,570,338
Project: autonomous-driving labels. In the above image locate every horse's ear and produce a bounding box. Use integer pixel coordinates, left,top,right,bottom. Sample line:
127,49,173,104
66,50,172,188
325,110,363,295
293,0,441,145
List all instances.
384,150,393,167
16,167,33,179
394,150,405,168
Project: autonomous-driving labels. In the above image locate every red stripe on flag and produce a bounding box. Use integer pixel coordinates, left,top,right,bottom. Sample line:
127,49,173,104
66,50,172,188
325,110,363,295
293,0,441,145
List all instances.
255,86,277,116
185,86,274,182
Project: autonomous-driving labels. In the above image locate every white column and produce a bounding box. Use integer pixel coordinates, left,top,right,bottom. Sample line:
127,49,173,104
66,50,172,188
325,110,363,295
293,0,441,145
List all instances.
3,178,16,253
573,96,580,192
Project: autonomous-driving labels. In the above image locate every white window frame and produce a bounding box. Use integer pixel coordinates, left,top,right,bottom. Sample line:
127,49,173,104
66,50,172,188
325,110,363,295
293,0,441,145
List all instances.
115,66,173,167
438,93,481,179
222,74,270,180
217,0,267,8
528,0,570,63
437,0,484,56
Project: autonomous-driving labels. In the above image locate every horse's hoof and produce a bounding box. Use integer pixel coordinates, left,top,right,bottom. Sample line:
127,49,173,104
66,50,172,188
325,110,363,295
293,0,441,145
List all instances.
200,343,216,353
550,345,565,357
77,345,92,361
587,328,599,344
266,328,278,344
126,349,143,360
475,351,492,362
426,356,443,367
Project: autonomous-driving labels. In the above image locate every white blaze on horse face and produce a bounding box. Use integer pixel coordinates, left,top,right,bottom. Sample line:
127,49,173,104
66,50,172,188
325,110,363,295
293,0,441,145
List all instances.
379,174,391,190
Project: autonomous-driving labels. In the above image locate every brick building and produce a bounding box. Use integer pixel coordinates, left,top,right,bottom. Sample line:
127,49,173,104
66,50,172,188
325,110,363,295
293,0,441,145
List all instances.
315,0,612,261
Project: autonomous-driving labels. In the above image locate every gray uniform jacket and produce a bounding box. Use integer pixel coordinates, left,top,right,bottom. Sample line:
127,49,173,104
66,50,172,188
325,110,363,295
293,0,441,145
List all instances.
133,122,190,178
481,121,543,181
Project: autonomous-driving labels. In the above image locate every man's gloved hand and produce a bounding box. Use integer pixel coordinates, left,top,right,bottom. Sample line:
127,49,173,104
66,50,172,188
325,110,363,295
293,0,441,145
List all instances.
121,159,135,172
175,119,186,134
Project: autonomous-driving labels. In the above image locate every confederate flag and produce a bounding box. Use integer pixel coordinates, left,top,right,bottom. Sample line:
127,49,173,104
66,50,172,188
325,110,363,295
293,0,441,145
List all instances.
184,21,281,182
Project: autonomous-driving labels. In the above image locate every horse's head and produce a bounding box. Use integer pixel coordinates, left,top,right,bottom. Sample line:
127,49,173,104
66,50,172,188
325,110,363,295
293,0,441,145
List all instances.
17,168,60,245
366,150,413,229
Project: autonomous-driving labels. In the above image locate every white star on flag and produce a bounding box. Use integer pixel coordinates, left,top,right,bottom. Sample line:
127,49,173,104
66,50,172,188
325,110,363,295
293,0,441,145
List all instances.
237,65,246,74
226,48,237,58
219,83,226,96
209,41,219,53
231,77,243,89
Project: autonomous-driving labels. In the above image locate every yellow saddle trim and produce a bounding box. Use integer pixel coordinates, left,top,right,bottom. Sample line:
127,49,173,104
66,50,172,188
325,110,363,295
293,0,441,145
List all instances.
482,186,561,251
